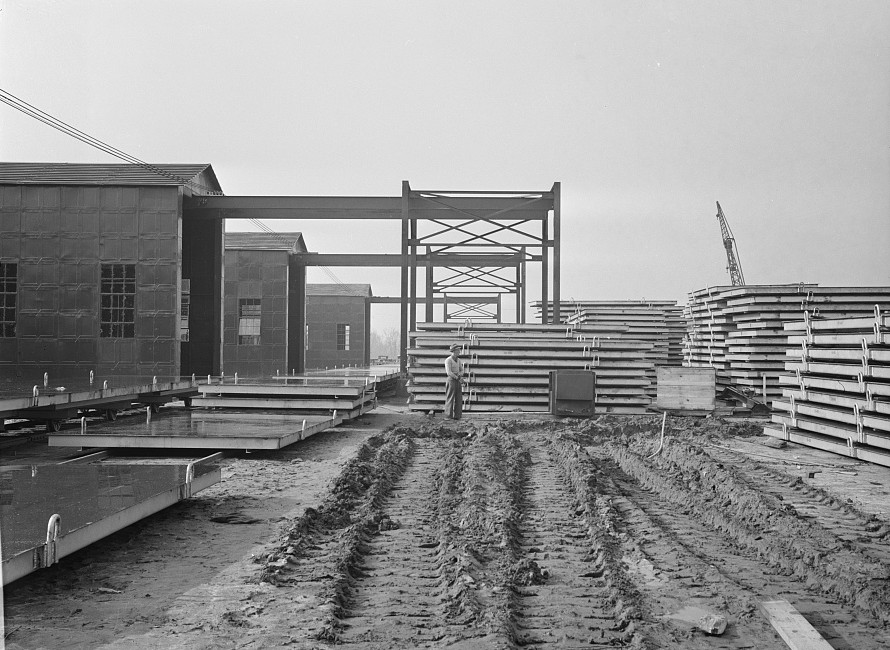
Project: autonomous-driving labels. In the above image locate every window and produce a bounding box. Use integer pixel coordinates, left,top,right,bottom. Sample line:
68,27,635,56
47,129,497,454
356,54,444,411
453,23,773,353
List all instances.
180,279,190,342
238,298,261,345
0,262,16,337
100,263,135,338
336,323,350,351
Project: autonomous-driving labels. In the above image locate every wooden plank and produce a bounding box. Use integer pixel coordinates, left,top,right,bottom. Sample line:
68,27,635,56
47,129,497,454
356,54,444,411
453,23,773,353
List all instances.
757,600,834,650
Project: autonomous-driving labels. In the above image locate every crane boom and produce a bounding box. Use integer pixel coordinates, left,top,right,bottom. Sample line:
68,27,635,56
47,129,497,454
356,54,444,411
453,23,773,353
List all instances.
715,201,745,286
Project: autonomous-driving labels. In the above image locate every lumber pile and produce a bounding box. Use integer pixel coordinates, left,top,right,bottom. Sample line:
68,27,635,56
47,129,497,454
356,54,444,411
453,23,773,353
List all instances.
683,285,890,406
406,321,656,414
763,306,890,467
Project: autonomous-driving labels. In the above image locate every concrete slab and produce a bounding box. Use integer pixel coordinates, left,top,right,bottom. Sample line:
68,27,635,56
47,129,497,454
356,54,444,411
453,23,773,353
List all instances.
46,410,342,450
1,453,221,585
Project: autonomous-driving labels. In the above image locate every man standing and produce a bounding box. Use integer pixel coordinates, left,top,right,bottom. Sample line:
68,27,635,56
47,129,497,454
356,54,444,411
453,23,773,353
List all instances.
444,343,464,419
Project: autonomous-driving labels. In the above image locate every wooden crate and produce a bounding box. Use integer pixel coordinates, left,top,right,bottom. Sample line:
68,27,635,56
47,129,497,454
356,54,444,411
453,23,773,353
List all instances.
656,367,716,411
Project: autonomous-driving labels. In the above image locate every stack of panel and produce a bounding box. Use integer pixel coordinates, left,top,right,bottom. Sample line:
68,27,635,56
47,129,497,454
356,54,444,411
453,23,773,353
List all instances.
191,377,376,420
407,321,656,414
561,301,687,367
683,285,890,405
763,307,890,467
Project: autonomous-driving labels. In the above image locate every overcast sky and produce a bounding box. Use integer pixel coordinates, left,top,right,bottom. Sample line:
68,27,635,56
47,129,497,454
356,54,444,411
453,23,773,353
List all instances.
2,1,888,329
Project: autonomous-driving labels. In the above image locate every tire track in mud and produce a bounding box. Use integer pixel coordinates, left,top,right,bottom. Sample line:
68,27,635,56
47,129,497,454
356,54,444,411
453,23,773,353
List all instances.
595,455,806,649
333,438,476,647
702,443,890,563
255,430,417,645
506,437,642,648
586,431,890,649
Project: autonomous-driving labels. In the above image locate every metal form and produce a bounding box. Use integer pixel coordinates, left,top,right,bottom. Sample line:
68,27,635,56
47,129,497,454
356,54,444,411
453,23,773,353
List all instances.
715,201,745,286
47,410,343,451
0,377,200,433
1,452,221,585
184,182,561,372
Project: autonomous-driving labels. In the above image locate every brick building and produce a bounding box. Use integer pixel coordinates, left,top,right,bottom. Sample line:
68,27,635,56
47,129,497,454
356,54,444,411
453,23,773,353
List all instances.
0,163,224,384
222,232,308,377
305,284,372,370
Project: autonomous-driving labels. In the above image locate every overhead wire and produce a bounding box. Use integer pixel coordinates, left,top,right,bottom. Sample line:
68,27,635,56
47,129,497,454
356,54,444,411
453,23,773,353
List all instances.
0,87,221,196
1,87,348,285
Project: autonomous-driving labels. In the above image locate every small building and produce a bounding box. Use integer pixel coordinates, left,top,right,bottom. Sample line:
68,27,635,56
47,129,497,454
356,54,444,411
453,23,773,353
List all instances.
305,284,372,370
0,163,224,384
223,232,308,378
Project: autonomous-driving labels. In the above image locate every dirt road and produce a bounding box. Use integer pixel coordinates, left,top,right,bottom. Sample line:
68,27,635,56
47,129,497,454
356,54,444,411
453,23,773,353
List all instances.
4,410,890,649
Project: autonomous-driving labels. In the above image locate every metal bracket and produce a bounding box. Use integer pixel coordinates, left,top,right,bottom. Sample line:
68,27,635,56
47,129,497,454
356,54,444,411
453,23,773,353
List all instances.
37,514,62,569
854,404,866,444
795,369,807,401
789,394,798,429
781,422,790,441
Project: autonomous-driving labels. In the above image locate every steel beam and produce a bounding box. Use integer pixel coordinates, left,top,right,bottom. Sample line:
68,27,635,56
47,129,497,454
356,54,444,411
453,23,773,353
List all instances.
183,195,551,220
293,253,523,267
370,296,493,304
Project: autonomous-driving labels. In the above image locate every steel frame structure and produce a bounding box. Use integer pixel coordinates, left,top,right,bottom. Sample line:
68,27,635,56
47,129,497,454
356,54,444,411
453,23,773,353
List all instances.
184,181,560,372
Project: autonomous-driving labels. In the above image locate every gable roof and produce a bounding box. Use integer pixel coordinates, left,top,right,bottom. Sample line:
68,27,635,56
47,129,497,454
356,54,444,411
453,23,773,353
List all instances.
225,232,308,253
0,163,222,195
306,283,373,298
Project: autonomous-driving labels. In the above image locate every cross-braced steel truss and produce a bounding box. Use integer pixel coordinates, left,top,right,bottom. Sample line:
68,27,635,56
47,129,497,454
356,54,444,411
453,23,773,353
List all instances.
183,181,561,372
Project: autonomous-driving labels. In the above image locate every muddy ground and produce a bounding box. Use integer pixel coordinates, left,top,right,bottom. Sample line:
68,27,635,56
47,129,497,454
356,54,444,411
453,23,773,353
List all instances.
4,402,890,649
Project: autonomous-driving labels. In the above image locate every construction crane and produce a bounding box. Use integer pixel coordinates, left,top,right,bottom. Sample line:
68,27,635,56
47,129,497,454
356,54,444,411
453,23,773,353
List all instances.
715,201,745,286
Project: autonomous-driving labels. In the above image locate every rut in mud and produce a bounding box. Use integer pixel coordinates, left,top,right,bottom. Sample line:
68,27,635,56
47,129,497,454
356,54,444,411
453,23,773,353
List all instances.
251,417,890,649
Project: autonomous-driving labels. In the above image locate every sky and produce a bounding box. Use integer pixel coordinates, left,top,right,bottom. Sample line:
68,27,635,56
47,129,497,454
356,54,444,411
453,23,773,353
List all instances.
1,0,888,331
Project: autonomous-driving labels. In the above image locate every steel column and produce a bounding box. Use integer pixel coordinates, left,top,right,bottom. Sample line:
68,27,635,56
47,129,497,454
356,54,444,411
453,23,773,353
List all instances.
425,246,434,322
409,216,417,338
400,181,410,373
541,214,549,324
553,182,561,323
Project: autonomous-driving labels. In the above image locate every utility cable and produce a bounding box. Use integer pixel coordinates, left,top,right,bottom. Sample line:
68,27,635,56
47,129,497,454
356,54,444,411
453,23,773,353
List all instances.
0,87,221,196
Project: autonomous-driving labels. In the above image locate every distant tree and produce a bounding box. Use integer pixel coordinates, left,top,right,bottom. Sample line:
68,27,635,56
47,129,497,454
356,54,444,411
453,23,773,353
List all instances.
370,328,400,359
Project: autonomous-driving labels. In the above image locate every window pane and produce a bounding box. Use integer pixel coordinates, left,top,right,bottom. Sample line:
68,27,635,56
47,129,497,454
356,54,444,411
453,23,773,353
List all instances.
100,263,136,338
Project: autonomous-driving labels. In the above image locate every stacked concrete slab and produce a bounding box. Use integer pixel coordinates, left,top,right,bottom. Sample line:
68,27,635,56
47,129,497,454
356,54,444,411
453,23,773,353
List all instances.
559,300,687,367
764,307,890,467
683,285,890,405
191,377,376,419
407,321,656,414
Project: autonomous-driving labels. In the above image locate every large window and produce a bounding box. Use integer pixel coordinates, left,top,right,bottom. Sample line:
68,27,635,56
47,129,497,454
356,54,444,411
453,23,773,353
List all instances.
336,323,350,351
238,298,261,345
0,262,16,338
100,263,135,338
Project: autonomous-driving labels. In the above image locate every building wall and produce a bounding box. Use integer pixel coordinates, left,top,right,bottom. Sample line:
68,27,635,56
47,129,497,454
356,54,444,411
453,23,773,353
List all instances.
0,185,183,383
181,217,223,377
305,295,370,369
222,249,292,377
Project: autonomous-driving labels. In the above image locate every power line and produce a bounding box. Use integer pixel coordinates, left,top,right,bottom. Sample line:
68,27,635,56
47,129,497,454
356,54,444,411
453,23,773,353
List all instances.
247,218,344,285
0,87,222,196
1,88,347,287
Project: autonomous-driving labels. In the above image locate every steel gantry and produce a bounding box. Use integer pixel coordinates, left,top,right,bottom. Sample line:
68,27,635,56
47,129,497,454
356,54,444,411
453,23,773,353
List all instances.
183,181,561,372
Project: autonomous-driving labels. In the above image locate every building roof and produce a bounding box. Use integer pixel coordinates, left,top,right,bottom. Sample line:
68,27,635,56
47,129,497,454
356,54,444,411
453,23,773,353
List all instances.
306,283,373,298
225,232,308,253
0,163,223,195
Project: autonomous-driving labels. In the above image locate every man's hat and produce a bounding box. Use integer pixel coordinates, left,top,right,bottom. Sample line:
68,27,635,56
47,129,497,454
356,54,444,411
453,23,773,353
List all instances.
449,344,461,351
